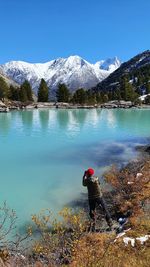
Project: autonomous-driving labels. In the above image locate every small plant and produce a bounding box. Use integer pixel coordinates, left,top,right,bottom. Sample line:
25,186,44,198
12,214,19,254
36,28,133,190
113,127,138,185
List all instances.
31,207,87,265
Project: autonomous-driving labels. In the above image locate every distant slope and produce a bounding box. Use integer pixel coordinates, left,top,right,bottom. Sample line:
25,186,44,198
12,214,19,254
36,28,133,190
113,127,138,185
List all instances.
0,68,19,87
92,50,150,94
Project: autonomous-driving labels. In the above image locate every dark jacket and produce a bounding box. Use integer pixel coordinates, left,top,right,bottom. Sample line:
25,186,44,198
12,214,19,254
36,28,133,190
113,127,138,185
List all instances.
82,175,103,199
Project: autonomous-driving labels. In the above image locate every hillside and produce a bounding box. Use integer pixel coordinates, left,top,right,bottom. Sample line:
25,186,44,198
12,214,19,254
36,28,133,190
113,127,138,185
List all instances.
92,50,150,96
0,69,19,88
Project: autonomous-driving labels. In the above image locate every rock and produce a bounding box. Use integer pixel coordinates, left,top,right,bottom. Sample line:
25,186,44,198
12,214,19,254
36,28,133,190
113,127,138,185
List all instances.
136,173,143,179
0,107,9,112
25,104,36,109
0,101,6,107
36,102,55,108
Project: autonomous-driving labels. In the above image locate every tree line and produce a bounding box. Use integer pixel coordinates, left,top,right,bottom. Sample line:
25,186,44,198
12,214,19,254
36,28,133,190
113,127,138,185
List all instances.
0,77,49,102
0,76,150,104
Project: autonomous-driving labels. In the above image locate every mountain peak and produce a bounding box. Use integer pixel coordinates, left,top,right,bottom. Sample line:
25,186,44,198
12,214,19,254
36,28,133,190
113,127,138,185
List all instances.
65,55,87,67
0,55,121,94
95,57,121,72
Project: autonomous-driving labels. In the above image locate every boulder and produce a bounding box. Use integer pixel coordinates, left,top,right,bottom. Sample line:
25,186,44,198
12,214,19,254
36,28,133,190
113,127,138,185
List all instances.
0,101,6,107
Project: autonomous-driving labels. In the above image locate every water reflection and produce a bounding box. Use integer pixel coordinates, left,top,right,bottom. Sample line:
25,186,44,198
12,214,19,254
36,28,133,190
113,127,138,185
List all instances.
0,113,11,136
39,110,50,130
71,109,88,125
105,110,117,129
20,111,33,131
112,109,150,136
56,110,70,129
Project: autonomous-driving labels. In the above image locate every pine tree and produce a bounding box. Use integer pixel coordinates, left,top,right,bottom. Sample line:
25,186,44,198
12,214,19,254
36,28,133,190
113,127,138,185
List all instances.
19,80,33,102
23,80,33,101
72,88,87,104
86,91,96,104
113,89,121,100
145,82,150,94
9,85,19,100
19,84,28,102
38,79,49,102
103,94,109,103
0,77,9,100
119,76,138,101
96,92,104,103
56,83,70,102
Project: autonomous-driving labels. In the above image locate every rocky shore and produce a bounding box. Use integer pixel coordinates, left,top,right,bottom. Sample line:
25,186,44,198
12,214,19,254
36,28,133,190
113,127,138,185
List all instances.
1,100,150,112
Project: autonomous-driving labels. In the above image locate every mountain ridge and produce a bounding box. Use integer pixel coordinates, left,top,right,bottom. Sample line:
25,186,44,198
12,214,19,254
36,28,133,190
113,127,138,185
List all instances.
0,55,121,95
92,50,150,94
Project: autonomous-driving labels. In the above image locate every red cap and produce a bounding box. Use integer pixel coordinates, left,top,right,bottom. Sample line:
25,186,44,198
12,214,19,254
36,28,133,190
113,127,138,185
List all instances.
87,168,94,176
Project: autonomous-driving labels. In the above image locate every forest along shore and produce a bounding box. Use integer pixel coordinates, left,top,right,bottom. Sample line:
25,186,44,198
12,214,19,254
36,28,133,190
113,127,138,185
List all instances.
1,100,150,112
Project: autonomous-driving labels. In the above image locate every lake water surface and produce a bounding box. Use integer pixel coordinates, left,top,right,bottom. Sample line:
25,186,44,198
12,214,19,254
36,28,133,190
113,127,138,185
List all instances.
0,108,150,232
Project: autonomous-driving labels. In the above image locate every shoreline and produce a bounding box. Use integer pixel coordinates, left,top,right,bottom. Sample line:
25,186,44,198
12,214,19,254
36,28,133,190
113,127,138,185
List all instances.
1,100,150,112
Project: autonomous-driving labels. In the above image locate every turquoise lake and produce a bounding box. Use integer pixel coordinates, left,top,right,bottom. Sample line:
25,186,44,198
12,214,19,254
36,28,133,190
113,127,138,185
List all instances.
0,108,150,232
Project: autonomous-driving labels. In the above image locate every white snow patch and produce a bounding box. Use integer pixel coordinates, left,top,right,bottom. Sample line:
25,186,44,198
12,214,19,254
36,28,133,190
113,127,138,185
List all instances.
139,94,150,101
123,235,150,247
123,237,135,247
136,235,150,244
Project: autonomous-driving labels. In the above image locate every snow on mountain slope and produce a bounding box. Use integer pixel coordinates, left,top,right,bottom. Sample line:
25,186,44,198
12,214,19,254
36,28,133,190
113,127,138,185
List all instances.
95,57,121,72
1,56,121,95
0,67,19,87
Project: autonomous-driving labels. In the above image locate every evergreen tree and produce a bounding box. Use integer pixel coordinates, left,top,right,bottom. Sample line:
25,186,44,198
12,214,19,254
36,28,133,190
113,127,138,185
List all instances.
22,80,33,101
145,82,150,94
103,94,109,103
86,90,96,104
19,84,28,102
96,92,104,103
9,85,19,100
113,89,121,100
38,79,49,102
72,88,87,104
0,77,9,100
56,83,70,102
19,80,33,102
120,76,138,101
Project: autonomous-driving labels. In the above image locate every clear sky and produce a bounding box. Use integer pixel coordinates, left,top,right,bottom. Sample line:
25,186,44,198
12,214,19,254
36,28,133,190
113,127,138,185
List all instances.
0,0,150,64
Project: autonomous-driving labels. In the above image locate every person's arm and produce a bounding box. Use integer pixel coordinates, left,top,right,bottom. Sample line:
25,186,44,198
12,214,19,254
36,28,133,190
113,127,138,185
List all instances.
97,177,103,197
82,171,88,186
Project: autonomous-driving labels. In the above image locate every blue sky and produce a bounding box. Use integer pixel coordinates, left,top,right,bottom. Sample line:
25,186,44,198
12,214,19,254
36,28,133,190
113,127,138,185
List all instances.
0,0,150,64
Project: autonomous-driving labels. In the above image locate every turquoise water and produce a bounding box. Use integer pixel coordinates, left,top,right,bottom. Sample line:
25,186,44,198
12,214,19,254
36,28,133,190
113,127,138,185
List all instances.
0,108,150,232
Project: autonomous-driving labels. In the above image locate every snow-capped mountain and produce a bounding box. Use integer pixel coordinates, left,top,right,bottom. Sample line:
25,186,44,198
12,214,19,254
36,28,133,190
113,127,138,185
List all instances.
93,50,150,94
0,68,19,87
0,55,121,95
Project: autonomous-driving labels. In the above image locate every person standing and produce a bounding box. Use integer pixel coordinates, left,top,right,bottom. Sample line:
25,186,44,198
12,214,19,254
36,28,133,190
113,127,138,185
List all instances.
82,168,113,231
